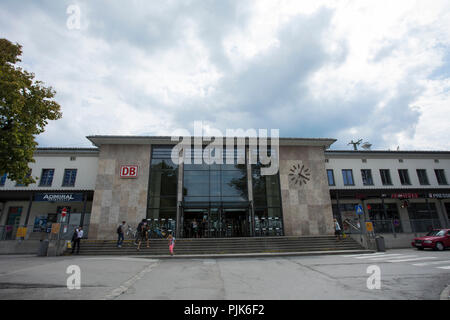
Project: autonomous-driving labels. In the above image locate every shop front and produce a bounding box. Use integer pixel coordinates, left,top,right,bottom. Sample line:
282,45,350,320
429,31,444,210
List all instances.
0,191,93,240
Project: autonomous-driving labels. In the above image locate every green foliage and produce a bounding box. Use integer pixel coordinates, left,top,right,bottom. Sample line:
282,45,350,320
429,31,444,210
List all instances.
0,39,62,185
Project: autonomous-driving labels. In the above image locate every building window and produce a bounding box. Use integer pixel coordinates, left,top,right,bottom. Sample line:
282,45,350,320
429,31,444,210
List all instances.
327,170,335,186
362,159,367,163
445,203,450,220
148,146,178,225
0,173,6,186
39,169,55,187
434,169,448,185
342,169,354,186
407,203,440,232
416,169,429,185
398,169,411,185
62,169,77,187
361,169,373,186
380,169,392,185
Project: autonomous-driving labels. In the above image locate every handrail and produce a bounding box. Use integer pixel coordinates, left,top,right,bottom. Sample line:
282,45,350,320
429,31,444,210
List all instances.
343,219,360,231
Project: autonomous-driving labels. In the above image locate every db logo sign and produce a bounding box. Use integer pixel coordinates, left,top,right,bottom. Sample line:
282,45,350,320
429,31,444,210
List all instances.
120,165,138,178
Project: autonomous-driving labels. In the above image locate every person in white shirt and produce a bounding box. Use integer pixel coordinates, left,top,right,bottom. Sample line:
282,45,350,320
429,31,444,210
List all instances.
71,226,83,254
334,218,342,241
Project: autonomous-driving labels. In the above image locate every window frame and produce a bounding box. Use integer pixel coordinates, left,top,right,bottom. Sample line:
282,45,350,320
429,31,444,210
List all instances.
327,169,335,186
0,173,7,187
39,169,55,187
361,169,374,186
380,169,393,186
398,169,411,186
342,169,355,186
434,169,448,185
416,169,430,185
62,168,77,187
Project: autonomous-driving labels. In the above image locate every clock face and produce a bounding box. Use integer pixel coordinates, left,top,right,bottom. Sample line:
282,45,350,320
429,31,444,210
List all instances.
289,163,311,186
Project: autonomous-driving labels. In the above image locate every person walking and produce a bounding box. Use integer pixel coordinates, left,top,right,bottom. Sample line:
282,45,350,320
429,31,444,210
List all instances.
192,219,198,238
334,218,342,241
143,223,151,248
117,221,126,248
168,232,175,256
136,219,147,251
71,226,83,254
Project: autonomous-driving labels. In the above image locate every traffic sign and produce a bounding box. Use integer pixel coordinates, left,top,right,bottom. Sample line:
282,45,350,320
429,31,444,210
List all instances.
355,205,364,215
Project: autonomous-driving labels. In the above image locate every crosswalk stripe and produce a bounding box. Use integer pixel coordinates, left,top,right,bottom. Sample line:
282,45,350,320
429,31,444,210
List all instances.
342,253,386,258
367,255,417,261
436,266,450,270
386,257,438,263
412,260,450,266
354,254,407,259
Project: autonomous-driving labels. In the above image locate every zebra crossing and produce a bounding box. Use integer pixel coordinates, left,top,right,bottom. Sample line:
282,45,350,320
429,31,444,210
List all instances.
340,252,450,270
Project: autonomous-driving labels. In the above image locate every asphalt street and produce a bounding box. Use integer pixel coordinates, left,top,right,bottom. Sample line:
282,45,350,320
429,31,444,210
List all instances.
0,249,448,300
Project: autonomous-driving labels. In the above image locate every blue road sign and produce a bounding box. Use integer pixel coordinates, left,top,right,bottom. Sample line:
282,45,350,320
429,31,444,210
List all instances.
356,205,364,215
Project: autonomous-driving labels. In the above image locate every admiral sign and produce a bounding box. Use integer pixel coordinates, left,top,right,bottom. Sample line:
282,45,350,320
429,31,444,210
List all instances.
35,193,83,202
120,165,138,178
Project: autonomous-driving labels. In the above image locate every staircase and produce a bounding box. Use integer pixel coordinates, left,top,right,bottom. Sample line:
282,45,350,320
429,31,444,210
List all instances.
65,235,370,256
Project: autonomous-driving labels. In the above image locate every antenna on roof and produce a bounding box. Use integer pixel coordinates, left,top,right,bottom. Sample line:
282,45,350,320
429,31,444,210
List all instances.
361,142,372,150
348,139,363,151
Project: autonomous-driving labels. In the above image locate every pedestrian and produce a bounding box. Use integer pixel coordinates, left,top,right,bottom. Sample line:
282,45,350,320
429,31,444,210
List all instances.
334,218,342,241
168,232,175,256
144,223,151,248
117,221,126,248
192,219,198,238
136,218,147,251
71,226,83,254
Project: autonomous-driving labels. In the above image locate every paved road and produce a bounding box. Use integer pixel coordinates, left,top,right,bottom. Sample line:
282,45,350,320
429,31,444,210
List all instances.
0,249,448,300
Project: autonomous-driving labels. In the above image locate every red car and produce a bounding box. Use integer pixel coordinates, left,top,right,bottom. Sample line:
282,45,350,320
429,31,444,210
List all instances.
411,229,450,251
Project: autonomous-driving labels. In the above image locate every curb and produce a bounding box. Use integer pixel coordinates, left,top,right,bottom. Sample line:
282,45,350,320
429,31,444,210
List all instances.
91,249,375,260
440,284,450,300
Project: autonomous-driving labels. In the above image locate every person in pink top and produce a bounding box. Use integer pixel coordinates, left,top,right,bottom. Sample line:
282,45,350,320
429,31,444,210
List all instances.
168,232,175,256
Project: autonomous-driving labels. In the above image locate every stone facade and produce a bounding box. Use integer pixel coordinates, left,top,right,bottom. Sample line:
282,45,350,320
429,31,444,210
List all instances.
89,144,150,239
279,146,334,236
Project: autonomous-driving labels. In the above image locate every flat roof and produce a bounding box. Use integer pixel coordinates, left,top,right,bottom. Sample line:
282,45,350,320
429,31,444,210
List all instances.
34,148,99,155
325,150,450,157
86,135,337,148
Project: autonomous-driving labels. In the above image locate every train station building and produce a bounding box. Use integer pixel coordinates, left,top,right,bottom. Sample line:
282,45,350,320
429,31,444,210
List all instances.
0,135,449,248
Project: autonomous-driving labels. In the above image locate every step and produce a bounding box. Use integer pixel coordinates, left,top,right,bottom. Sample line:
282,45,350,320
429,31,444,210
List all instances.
66,236,365,256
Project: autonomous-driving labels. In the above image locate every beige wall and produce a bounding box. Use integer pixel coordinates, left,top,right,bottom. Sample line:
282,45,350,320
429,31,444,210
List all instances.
89,144,151,239
279,146,334,236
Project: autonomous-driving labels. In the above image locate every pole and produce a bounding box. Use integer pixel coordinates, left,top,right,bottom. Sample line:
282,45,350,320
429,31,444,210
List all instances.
22,193,33,240
80,192,87,227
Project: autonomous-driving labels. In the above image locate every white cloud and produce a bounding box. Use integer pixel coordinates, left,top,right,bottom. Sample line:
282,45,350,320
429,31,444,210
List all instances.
0,0,449,150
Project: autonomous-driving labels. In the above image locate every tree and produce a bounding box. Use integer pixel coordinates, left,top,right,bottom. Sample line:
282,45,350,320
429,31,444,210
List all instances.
0,39,62,185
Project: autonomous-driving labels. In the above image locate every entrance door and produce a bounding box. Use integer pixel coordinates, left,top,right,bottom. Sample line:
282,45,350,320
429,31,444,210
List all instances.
183,210,208,238
5,207,22,240
222,209,249,237
182,207,250,238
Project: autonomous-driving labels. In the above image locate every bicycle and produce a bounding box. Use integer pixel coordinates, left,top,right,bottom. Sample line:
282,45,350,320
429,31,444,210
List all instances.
126,225,139,244
153,227,169,239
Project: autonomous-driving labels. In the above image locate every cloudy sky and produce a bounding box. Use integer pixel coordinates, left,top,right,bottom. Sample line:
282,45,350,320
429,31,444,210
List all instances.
1,0,449,150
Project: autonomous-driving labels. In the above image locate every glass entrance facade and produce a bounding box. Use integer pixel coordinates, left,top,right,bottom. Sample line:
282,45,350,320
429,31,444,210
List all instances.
147,145,283,238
